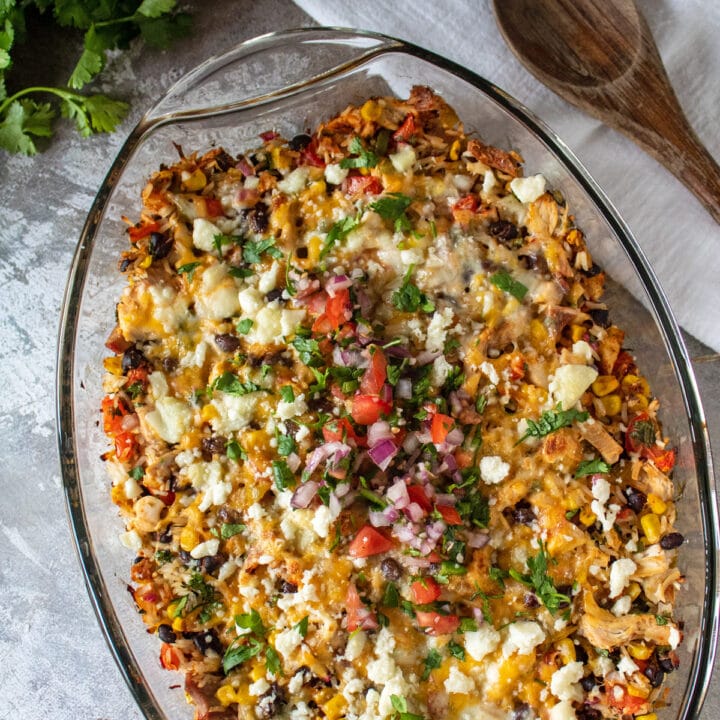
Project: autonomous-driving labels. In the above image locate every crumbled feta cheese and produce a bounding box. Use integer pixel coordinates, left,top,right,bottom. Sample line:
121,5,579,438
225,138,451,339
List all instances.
179,339,208,369
312,504,337,539
550,661,583,702
217,559,238,582
249,678,270,696
196,264,241,320
426,307,454,353
276,393,308,421
430,355,453,387
123,476,143,500
257,262,280,294
572,340,594,362
609,558,637,598
617,655,639,678
210,391,261,434
295,425,310,442
344,631,367,661
184,460,232,512
669,626,681,649
480,455,510,485
503,621,546,656
246,502,266,520
275,627,304,661
452,174,474,192
277,166,309,194
482,169,498,196
480,361,499,386
510,174,547,204
192,217,223,252
445,666,475,694
145,396,193,444
119,529,142,551
366,628,412,717
548,700,576,720
465,627,501,662
324,163,349,185
549,364,598,410
590,476,620,533
389,144,416,173
147,284,189,333
611,595,632,616
190,538,220,559
148,371,168,399
246,302,305,345
238,286,264,315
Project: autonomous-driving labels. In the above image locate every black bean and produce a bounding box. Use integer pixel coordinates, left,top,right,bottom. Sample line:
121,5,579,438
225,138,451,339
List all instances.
158,527,173,543
574,643,588,663
576,707,602,720
580,674,597,692
257,682,286,719
162,356,178,373
380,558,402,581
643,661,665,688
489,219,518,243
266,288,283,302
285,420,300,439
214,150,235,171
122,346,145,372
278,580,298,594
520,254,538,270
585,262,603,278
217,506,242,524
660,532,684,550
624,487,647,513
511,703,532,720
659,655,678,673
511,500,535,525
119,257,132,272
158,624,176,643
199,553,225,575
296,246,309,259
289,134,312,151
248,204,269,233
192,629,222,656
214,333,241,353
149,232,173,260
201,436,227,457
523,593,539,609
589,308,610,328
178,550,196,566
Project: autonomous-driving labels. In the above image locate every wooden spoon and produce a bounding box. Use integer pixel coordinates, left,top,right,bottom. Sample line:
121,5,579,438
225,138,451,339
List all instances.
492,0,720,224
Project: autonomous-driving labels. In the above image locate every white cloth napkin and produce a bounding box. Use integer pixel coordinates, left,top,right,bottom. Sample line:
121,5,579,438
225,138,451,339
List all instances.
293,0,720,352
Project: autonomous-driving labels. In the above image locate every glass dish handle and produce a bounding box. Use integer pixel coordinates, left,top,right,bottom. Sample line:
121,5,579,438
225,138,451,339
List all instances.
142,28,402,125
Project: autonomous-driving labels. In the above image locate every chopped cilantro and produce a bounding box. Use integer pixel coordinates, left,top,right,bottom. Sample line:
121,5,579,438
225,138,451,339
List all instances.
280,385,295,403
488,566,508,589
447,639,465,661
235,609,266,637
459,617,478,633
243,237,282,264
370,192,413,233
126,381,144,399
177,261,201,281
575,458,611,477
277,434,296,457
656,615,669,626
272,460,296,490
236,318,253,335
128,466,145,481
221,522,245,539
339,136,378,169
489,270,528,301
392,264,435,313
155,549,173,565
383,582,400,608
516,404,589,444
456,488,490,528
292,335,322,365
294,616,309,637
213,233,237,257
212,372,262,396
508,540,570,614
421,649,442,680
320,214,361,259
265,645,282,675
222,637,263,674
227,265,254,279
226,440,247,462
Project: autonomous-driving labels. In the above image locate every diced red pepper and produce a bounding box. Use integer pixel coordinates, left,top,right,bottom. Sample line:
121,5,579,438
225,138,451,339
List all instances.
160,643,182,671
323,417,363,446
128,221,160,243
300,139,325,168
102,395,132,435
360,348,387,395
344,174,383,196
393,114,417,141
415,611,460,636
204,198,224,217
346,583,378,632
453,195,479,212
613,350,637,378
436,504,463,526
431,413,455,444
411,577,442,604
114,432,138,463
407,485,433,513
348,525,395,558
606,683,647,715
351,394,391,425
312,288,351,333
625,412,676,473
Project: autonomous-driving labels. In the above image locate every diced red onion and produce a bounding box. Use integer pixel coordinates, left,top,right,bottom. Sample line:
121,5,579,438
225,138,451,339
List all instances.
368,439,398,471
386,479,410,508
368,421,394,447
356,288,372,317
405,502,424,522
385,344,411,358
328,493,341,518
416,349,442,366
445,428,465,447
305,441,350,476
121,414,139,431
403,556,432,571
402,432,420,454
369,510,393,527
435,493,457,506
380,384,393,404
472,607,485,623
441,453,458,473
335,482,351,498
291,481,319,509
449,391,464,416
467,531,490,548
326,275,352,297
286,452,301,473
383,506,400,523
396,378,412,399
426,520,446,541
394,522,417,543
260,130,279,142
236,158,254,176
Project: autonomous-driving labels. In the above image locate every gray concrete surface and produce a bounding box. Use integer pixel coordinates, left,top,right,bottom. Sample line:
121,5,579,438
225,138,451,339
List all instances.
0,1,717,718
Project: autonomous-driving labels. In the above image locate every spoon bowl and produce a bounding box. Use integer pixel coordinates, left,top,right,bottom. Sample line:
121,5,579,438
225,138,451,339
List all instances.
493,0,720,224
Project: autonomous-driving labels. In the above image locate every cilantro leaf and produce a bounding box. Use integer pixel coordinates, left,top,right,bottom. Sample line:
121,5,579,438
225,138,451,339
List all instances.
236,318,253,335
575,458,611,478
235,609,266,636
265,645,282,676
392,264,434,313
128,466,145,481
370,193,413,233
489,270,528,301
221,522,245,539
243,237,282,264
223,637,263,674
212,372,262,396
177,261,201,281
277,434,296,457
383,582,400,608
68,24,105,89
339,136,378,169
421,649,442,680
294,616,309,637
321,214,360,259
0,99,54,155
279,385,295,403
508,540,570,614
136,0,177,18
137,11,191,48
272,460,295,490
447,639,465,661
517,404,589,444
60,93,128,136
226,440,247,462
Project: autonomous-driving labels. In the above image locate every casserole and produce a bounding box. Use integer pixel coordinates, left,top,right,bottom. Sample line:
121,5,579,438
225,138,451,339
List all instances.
56,28,718,720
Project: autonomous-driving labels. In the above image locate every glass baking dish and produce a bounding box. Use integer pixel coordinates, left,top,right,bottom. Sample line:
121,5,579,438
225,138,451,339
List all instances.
56,28,718,720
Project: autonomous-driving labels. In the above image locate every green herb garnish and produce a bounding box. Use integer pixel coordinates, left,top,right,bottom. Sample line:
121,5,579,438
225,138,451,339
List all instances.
212,372,262,396
489,270,528,301
392,264,434,313
575,458,611,477
236,318,253,335
517,404,589,444
508,540,570,614
339,136,378,169
177,262,201,281
220,523,245,539
320,214,361,259
421,649,442,681
370,192,413,233
272,459,295,490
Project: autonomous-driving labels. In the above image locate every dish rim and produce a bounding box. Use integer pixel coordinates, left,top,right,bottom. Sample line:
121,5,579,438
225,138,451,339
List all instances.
55,26,719,720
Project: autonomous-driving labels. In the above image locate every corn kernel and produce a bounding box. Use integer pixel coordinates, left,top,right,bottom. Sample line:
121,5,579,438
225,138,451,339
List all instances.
250,660,266,682
201,404,218,422
307,180,327,198
360,100,382,121
530,318,548,343
449,140,461,161
592,375,619,397
139,255,152,269
627,684,649,698
182,168,207,192
622,373,650,397
579,507,597,526
322,694,348,720
556,638,576,664
216,684,238,707
172,616,184,632
270,146,291,171
628,643,653,660
308,235,322,265
627,582,642,600
646,493,667,515
570,324,585,342
641,513,662,544
628,394,649,412
636,714,658,720
180,525,198,552
601,394,622,416
103,356,123,376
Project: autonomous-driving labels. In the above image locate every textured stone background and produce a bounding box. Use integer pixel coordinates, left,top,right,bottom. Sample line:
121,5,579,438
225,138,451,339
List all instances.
0,1,717,718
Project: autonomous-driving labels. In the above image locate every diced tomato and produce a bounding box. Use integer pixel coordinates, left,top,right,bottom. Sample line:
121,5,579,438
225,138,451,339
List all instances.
407,485,433,513
647,447,676,473
453,195,479,212
454,448,474,469
426,551,442,563
102,395,132,435
436,504,463,526
323,417,364,446
260,130,279,142
126,367,148,386
415,611,460,636
351,394,391,425
300,139,325,167
105,326,131,354
153,490,176,506
346,583,378,632
616,506,634,521
625,412,676,472
114,432,138,463
344,174,383,196
304,291,328,316
128,221,160,242
160,642,182,671
393,114,417,141
509,353,526,381
613,350,637,378
313,288,351,333
348,525,395,558
411,577,442,604
360,348,387,395
431,413,455,444
606,683,647,715
204,198,224,217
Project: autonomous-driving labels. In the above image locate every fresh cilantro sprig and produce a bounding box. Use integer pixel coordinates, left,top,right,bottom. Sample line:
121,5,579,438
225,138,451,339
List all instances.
370,192,413,233
211,372,263,396
390,695,424,720
508,540,571,614
243,237,283,264
575,458,611,478
516,404,589,444
392,264,435,313
339,136,378,169
489,270,528,301
320,214,360,259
